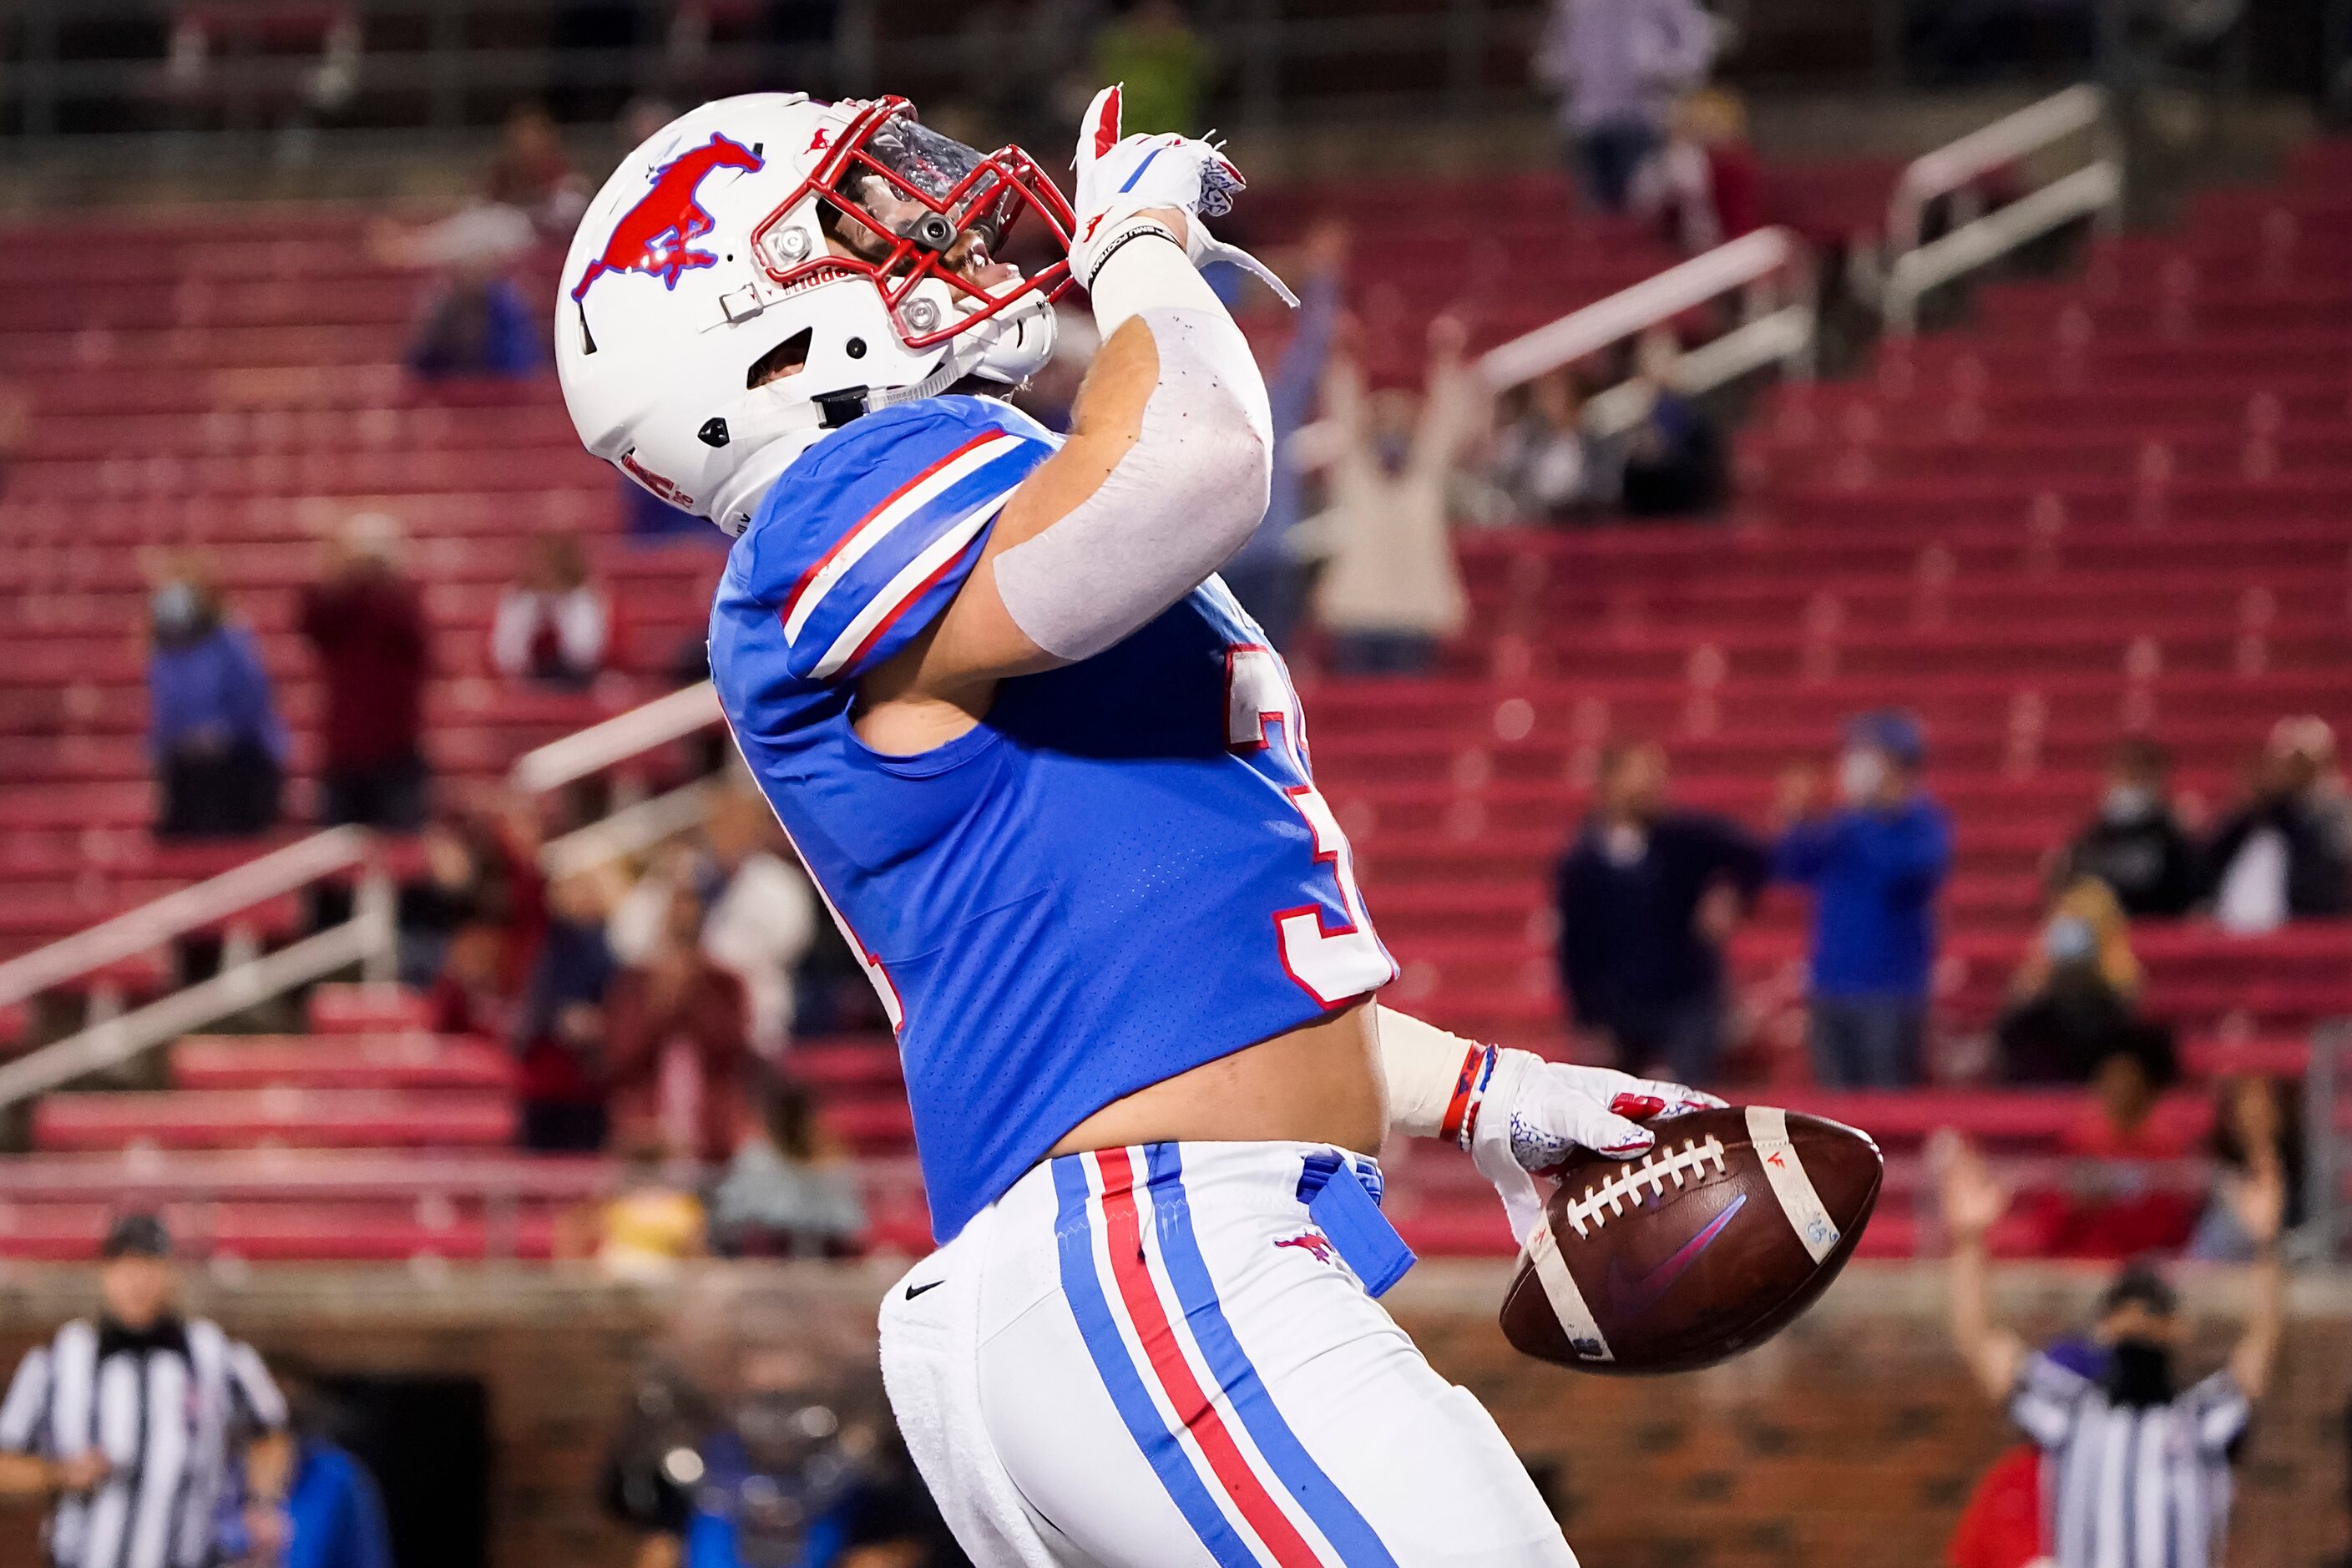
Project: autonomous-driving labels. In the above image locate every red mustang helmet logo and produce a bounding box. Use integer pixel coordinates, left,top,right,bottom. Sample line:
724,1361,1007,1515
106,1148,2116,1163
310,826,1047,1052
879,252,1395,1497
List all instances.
572,132,766,303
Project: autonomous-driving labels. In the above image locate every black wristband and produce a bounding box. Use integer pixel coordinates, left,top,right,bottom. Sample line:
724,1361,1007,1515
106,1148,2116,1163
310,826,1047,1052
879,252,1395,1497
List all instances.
1080,220,1186,292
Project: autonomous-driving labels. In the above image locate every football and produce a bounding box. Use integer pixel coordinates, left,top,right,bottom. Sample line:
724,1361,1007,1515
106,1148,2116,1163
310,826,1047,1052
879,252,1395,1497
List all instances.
1500,1106,1882,1374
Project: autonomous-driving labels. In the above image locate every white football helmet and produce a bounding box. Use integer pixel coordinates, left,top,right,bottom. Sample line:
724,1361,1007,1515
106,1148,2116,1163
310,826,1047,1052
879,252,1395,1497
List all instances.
556,93,1071,534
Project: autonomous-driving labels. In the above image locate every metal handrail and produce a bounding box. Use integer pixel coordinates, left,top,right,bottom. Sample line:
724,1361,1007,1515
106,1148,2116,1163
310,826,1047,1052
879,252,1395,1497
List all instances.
508,681,724,797
0,887,394,1111
2311,1019,2349,1262
541,776,732,882
0,827,376,1011
0,0,1548,146
1881,85,2123,335
1474,226,1817,438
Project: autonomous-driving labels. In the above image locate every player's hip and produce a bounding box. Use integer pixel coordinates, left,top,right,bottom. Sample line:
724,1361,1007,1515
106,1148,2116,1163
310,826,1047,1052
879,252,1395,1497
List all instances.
885,1140,1410,1348
878,1140,1578,1568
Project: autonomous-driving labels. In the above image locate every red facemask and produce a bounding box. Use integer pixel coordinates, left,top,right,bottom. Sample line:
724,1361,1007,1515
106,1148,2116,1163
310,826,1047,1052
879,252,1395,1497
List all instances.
749,97,1075,353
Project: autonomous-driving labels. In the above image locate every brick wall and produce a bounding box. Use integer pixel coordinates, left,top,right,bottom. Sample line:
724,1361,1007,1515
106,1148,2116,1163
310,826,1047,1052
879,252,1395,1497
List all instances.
0,1261,2341,1568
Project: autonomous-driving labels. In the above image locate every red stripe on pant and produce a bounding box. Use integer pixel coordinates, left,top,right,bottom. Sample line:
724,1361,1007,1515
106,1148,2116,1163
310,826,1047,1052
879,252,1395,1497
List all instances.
1092,1148,1325,1568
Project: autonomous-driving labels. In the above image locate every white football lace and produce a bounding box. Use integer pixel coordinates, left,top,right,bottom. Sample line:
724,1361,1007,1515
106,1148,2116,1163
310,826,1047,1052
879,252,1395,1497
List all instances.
1557,1135,1728,1240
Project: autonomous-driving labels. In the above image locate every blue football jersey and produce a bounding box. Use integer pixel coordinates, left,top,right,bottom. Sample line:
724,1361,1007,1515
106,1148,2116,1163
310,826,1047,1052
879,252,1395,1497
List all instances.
711,395,1396,1242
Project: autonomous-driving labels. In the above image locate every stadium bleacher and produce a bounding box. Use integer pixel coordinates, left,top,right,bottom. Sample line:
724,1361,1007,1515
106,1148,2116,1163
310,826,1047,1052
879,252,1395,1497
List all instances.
0,141,2346,1262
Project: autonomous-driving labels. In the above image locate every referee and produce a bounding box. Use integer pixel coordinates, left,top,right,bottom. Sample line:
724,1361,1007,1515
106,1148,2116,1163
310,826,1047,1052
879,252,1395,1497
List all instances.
1940,1136,2285,1568
0,1214,294,1568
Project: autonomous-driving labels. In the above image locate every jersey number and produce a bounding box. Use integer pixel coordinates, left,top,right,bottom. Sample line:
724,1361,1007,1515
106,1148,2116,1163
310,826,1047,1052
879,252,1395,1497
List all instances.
1226,645,1396,1007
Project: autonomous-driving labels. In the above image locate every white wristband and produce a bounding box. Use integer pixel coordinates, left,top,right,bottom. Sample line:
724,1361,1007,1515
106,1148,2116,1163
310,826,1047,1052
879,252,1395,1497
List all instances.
1082,218,1226,337
1375,1006,1497,1146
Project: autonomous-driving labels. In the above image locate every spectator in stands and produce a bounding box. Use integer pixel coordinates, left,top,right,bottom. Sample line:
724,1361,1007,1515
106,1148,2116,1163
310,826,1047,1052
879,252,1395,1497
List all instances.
1490,367,1601,523
427,919,516,1041
2205,716,2352,933
396,815,489,987
1996,878,2172,1085
1554,741,1767,1085
1628,87,1762,255
1613,328,1727,518
300,513,432,832
1222,220,1348,649
147,562,287,840
1774,710,1953,1086
483,103,590,240
1307,315,1479,676
2191,1075,2304,1262
710,1077,867,1258
2010,1034,2195,1260
513,870,623,1154
1091,0,1209,137
2058,736,2199,918
1940,1136,2280,1568
1535,0,1717,213
492,534,613,690
371,106,577,382
610,792,818,1060
607,883,756,1165
587,1137,709,1284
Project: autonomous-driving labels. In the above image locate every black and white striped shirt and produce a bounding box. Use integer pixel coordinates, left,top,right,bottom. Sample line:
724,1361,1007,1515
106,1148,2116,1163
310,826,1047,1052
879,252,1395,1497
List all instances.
0,1318,287,1568
2011,1349,2252,1568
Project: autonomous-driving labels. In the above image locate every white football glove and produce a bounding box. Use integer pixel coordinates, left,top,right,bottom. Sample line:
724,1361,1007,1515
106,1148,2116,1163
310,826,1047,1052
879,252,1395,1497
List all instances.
1454,1048,1725,1243
1068,84,1297,306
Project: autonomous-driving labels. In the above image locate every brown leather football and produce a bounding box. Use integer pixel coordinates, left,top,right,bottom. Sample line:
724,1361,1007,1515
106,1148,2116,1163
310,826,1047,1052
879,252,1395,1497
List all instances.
1500,1106,1881,1374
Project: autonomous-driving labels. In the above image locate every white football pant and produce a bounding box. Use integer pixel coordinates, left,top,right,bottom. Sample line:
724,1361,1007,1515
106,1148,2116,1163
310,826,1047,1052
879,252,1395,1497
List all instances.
879,1140,1580,1568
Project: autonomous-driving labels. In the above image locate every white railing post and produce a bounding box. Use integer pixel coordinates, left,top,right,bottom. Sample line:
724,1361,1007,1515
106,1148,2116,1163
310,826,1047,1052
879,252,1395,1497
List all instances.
1882,86,2123,336
2309,1019,2347,1262
1474,227,1816,441
355,854,398,985
508,681,724,796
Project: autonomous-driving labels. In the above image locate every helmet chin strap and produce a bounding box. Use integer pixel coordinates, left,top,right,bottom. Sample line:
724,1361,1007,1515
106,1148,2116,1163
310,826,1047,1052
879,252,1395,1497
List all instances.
706,354,974,534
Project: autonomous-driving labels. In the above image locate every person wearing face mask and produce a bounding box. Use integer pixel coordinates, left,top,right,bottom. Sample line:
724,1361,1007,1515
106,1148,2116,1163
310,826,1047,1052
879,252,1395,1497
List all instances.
1773,709,1953,1086
2203,716,2352,933
146,566,288,841
2058,737,2198,919
1939,1135,2284,1568
1306,313,1479,676
1996,879,2173,1085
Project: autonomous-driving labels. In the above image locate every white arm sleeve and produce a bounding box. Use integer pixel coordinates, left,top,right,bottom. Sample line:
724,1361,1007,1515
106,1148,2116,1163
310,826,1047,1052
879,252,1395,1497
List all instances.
992,232,1272,662
1377,1005,1491,1143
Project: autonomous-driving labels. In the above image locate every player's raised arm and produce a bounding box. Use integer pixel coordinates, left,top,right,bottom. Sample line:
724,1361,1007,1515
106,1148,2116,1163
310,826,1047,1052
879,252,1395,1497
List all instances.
1936,1132,2028,1400
2227,1149,2286,1398
868,88,1285,706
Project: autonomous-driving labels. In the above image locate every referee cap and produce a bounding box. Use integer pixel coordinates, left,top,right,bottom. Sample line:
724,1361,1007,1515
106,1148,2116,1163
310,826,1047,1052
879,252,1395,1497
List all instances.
2097,1258,2179,1319
99,1211,174,1261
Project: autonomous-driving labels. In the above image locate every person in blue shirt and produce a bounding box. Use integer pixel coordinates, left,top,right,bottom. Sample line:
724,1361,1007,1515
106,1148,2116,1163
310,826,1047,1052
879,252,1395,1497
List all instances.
1773,709,1952,1086
148,570,287,840
215,1362,396,1568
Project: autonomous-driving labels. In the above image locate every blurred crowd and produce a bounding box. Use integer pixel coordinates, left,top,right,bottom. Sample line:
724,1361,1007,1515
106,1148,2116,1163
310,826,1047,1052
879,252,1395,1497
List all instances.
1550,709,2345,1262
402,772,873,1273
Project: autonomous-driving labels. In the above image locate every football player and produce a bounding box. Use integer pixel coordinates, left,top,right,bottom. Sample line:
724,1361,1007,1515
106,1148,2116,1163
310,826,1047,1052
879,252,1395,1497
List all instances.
559,87,1717,1568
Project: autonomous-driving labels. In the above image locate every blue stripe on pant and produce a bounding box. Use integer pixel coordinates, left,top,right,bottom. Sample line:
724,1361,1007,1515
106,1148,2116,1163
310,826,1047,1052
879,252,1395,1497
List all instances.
1143,1145,1400,1567
1049,1154,1262,1567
